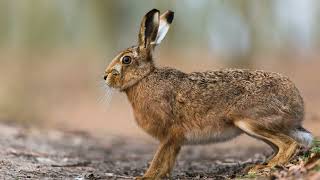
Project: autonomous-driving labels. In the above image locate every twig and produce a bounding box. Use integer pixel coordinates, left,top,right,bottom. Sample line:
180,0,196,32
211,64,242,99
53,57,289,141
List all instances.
51,161,91,167
105,173,135,179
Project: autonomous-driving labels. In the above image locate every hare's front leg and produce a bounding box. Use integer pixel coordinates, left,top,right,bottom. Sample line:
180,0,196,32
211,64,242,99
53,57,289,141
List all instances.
138,138,181,180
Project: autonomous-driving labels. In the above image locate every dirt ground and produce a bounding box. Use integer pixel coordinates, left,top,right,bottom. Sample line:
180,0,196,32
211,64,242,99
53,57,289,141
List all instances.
0,122,268,179
0,122,319,180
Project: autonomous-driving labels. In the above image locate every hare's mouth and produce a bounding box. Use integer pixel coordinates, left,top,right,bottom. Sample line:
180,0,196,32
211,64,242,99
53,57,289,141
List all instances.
105,79,111,86
104,73,121,88
105,76,114,87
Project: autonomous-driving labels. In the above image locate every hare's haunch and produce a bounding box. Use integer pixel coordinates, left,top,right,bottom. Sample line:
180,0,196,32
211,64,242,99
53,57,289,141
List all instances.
103,9,312,179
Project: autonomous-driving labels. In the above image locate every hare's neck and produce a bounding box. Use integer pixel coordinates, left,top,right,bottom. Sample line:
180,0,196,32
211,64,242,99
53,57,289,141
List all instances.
120,66,155,92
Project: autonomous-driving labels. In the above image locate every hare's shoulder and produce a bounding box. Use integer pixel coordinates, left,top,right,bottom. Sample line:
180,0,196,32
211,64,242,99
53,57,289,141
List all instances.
152,67,188,80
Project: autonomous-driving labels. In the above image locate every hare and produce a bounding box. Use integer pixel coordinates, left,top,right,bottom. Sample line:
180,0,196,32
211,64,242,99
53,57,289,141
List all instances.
103,9,313,179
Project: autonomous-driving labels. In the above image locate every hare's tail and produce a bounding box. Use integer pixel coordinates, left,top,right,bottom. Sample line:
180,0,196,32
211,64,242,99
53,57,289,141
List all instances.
290,126,313,147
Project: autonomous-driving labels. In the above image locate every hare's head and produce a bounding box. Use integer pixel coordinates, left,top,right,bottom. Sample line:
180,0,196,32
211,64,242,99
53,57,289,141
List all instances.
104,9,174,90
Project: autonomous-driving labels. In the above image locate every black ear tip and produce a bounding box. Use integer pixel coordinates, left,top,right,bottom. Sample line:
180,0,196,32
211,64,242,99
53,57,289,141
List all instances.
166,11,174,24
148,9,160,15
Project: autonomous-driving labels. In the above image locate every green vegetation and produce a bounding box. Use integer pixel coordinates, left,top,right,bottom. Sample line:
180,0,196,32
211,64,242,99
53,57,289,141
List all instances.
303,139,320,160
311,139,320,154
242,173,256,179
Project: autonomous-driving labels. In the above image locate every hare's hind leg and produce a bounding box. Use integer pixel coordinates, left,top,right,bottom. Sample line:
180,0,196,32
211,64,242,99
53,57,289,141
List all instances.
234,119,299,171
251,135,279,163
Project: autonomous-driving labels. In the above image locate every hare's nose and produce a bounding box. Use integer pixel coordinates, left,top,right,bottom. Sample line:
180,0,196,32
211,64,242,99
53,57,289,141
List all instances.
103,74,108,80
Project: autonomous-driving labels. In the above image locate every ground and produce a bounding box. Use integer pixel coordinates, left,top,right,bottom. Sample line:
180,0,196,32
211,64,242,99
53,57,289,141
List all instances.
0,122,319,180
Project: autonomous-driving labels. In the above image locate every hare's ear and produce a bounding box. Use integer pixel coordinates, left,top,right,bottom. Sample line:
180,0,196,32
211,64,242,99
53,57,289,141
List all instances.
152,10,174,45
138,9,160,49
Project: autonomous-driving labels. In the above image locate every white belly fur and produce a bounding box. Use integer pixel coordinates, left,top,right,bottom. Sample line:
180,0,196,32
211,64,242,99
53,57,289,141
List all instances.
185,126,242,145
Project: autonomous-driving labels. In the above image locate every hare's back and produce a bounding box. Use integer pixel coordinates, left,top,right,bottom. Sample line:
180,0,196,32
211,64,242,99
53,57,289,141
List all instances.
187,69,304,126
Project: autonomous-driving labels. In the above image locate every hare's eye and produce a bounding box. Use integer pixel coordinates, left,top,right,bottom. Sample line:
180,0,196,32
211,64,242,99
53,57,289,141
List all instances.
121,56,132,64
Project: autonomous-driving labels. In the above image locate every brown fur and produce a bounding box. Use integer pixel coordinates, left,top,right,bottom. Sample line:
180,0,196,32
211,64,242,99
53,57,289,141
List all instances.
104,9,311,179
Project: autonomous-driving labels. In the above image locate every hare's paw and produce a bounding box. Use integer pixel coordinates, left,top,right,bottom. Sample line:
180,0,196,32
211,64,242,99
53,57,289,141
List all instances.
136,172,171,180
248,164,265,173
135,176,157,180
247,164,273,176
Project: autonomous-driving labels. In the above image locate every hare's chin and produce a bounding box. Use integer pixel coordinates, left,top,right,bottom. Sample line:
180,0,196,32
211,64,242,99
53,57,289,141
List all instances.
105,80,112,87
105,81,119,89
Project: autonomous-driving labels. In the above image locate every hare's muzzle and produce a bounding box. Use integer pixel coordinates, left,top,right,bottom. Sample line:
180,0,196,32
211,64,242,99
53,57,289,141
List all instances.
111,69,120,76
104,69,120,80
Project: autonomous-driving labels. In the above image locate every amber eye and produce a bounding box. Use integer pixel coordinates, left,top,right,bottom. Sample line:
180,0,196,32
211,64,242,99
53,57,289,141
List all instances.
121,56,132,64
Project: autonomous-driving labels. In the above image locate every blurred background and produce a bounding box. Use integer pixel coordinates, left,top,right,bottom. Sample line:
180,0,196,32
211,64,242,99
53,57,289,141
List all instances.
0,0,319,142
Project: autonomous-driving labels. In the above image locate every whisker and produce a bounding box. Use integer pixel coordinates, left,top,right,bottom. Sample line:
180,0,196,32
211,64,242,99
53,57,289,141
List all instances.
97,81,115,108
96,64,114,108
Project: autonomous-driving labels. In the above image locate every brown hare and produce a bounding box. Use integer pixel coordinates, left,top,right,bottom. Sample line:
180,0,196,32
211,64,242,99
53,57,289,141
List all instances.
103,9,313,179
